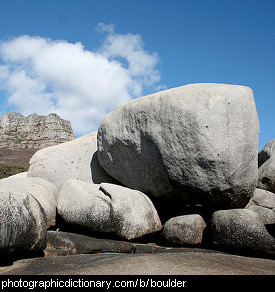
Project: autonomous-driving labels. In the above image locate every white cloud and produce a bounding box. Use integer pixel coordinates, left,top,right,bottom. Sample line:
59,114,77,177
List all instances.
95,22,115,34
0,24,165,135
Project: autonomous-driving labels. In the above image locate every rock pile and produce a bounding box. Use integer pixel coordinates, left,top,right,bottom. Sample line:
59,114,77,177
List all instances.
0,83,274,266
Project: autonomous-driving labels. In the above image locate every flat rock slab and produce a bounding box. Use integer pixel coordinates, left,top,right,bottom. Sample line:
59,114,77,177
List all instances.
45,231,168,256
1,251,274,275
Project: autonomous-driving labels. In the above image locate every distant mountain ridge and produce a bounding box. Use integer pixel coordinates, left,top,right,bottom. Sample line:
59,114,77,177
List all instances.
0,112,75,149
0,112,75,166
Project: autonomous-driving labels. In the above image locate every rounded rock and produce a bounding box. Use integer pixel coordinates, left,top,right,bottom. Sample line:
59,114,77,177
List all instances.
98,83,260,208
163,214,206,246
0,192,47,262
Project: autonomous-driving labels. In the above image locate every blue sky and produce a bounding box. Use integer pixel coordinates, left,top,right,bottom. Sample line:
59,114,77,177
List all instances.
0,0,274,149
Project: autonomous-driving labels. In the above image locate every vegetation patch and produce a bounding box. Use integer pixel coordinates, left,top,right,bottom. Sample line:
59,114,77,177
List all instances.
0,162,28,179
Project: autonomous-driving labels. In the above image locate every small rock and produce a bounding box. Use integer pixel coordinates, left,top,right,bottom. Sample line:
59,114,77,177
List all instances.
162,214,206,246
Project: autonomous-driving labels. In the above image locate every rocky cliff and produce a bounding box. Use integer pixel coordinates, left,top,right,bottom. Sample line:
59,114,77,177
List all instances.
0,112,75,149
0,112,75,165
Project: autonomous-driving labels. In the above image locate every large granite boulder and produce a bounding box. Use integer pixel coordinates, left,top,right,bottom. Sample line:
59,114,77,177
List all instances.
27,131,116,190
57,180,162,240
0,177,58,228
98,83,260,208
0,192,47,263
211,209,275,256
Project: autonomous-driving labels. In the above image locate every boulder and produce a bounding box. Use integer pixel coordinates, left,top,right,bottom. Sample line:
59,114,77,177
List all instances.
162,214,206,246
27,131,116,190
7,172,28,179
98,83,260,208
245,188,275,225
57,180,162,240
258,138,275,167
0,191,47,263
258,157,275,193
0,177,58,228
211,209,275,256
258,139,275,193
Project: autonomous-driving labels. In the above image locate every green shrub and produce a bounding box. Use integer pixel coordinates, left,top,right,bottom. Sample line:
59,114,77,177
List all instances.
0,162,28,179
